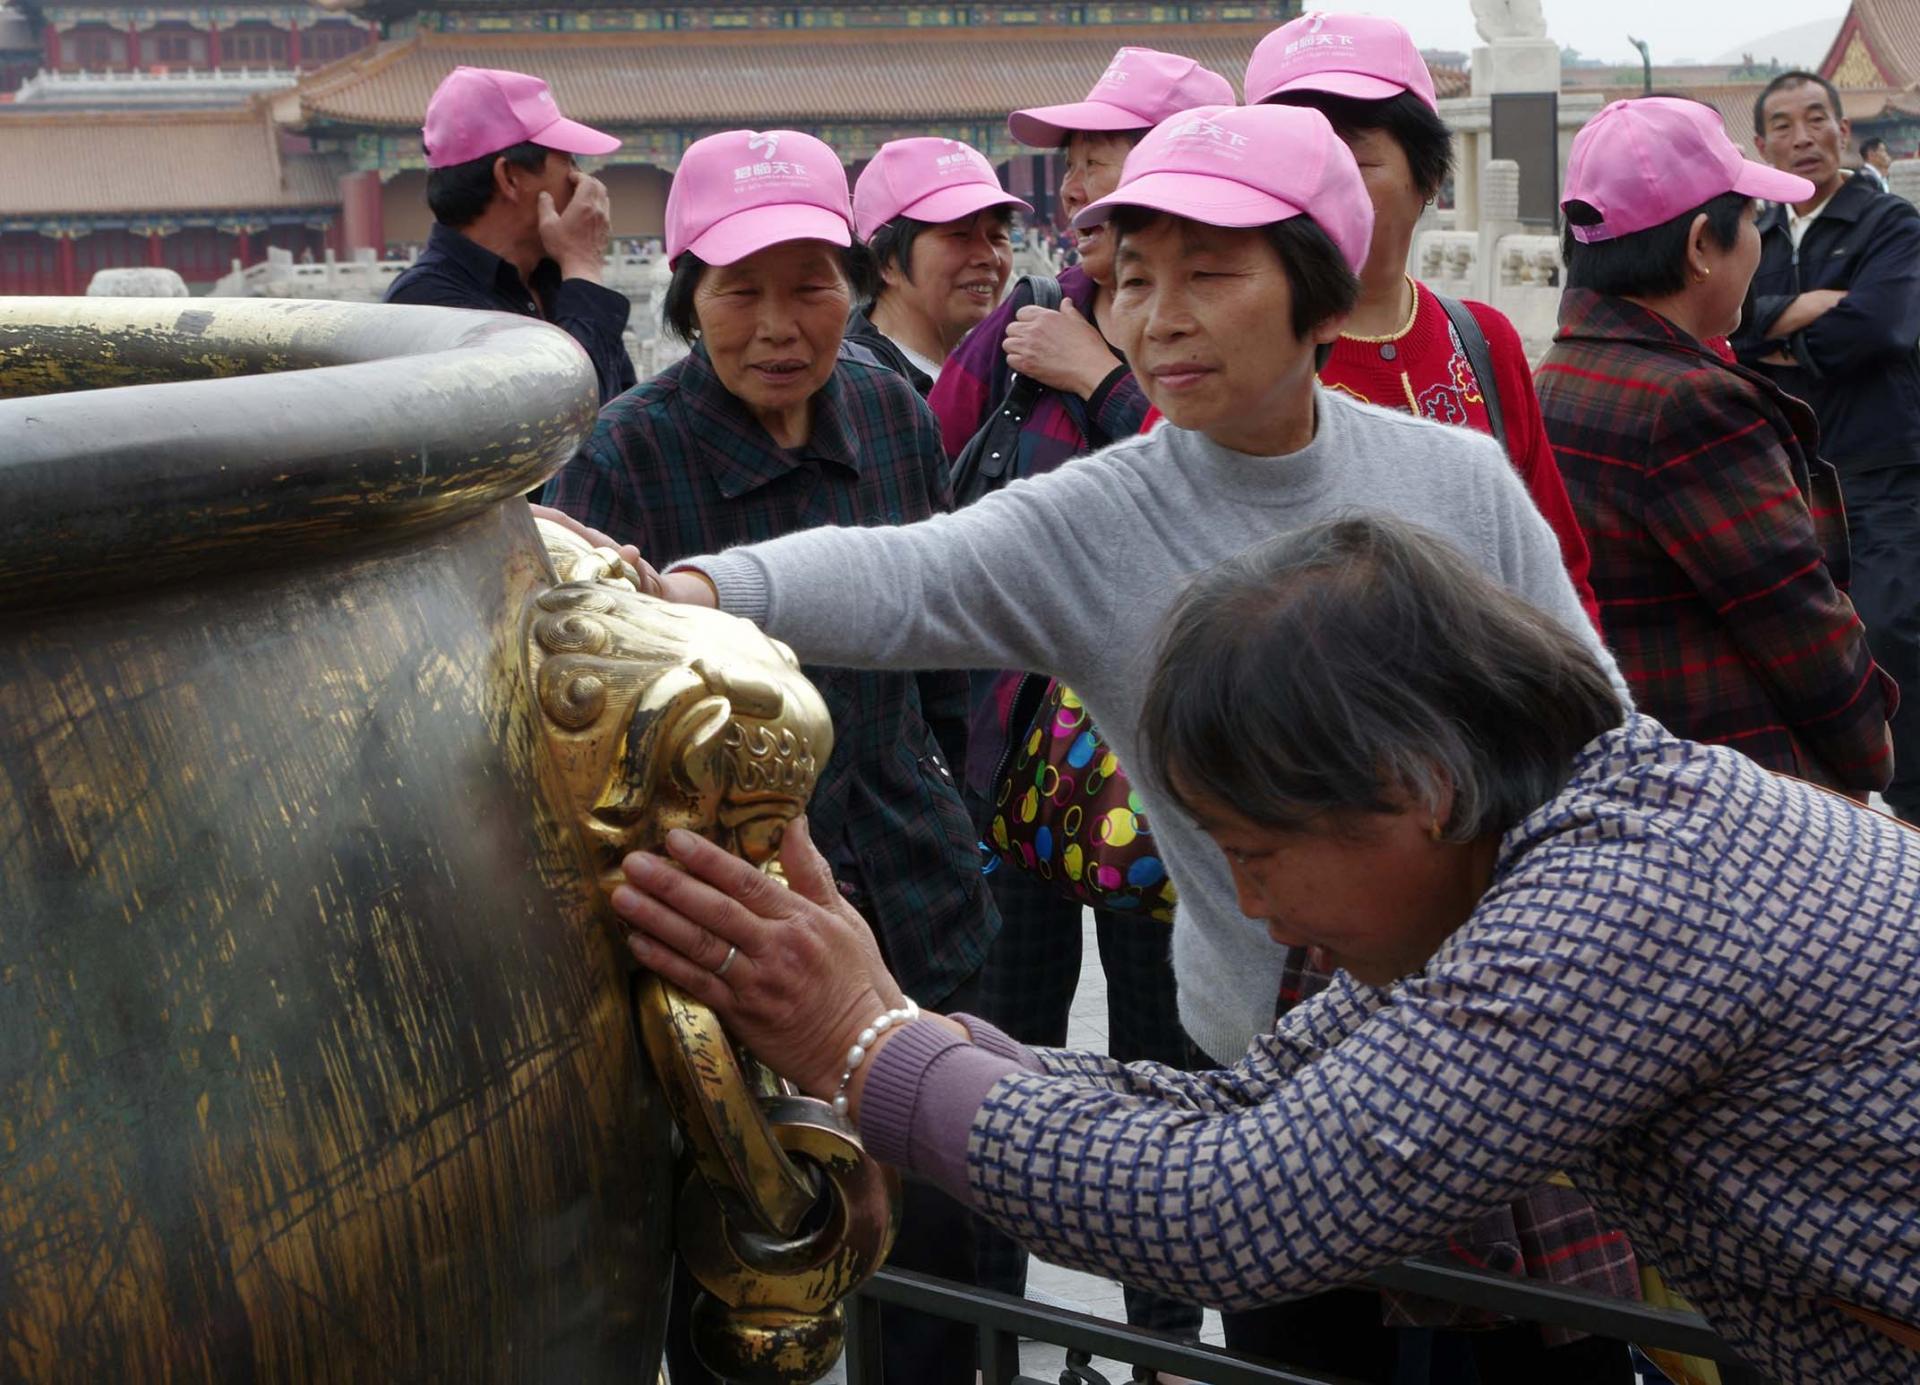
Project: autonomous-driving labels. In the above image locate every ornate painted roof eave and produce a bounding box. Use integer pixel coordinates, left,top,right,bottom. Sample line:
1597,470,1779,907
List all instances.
1819,0,1920,90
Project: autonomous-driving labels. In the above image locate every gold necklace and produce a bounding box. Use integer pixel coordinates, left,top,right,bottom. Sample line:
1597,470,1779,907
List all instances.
1341,277,1421,361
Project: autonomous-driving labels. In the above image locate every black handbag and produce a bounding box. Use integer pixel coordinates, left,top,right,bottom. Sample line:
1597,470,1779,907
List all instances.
947,274,1063,509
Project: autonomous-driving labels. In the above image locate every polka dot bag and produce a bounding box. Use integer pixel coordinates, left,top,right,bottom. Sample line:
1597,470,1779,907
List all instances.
986,678,1178,923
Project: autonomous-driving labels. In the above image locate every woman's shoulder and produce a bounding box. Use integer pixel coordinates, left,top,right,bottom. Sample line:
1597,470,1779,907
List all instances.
1501,716,1920,929
1446,294,1529,358
593,359,689,439
1495,717,1737,879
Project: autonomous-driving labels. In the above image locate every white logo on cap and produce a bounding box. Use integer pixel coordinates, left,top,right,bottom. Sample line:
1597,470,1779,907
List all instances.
934,140,989,175
733,130,808,183
1284,33,1356,56
1164,117,1250,150
1098,59,1133,86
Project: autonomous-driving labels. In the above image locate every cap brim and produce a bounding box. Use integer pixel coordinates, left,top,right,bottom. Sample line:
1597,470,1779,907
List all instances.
683,203,853,267
1253,70,1410,106
887,184,1033,237
1731,159,1816,207
529,114,623,158
1008,101,1152,149
1072,170,1304,232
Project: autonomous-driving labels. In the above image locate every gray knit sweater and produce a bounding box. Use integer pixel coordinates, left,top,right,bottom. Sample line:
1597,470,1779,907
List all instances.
681,389,1623,1063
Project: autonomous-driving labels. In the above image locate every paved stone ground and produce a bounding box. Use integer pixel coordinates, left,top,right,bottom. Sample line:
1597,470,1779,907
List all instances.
821,908,1226,1384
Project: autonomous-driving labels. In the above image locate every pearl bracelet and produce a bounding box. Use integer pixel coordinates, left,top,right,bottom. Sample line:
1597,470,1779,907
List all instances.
832,999,920,1117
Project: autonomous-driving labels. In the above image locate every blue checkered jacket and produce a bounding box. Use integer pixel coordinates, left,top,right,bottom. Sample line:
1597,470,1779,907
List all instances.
940,717,1920,1383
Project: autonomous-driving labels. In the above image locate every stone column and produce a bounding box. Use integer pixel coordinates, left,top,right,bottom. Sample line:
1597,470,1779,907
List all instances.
1476,158,1522,303
337,171,385,257
1454,131,1481,230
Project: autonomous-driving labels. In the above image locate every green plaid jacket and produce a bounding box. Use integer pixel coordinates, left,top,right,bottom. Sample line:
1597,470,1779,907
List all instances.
544,343,998,1005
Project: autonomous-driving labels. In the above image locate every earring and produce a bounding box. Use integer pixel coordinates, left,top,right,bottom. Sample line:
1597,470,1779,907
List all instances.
1428,819,1445,843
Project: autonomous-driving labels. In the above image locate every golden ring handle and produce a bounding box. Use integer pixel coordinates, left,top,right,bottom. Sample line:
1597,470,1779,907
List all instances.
635,972,820,1238
678,1094,901,1314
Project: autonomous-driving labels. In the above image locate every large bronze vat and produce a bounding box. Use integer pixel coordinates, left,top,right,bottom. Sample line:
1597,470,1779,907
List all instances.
0,299,891,1382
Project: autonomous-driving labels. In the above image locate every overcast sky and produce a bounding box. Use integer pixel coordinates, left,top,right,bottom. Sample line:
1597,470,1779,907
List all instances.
1381,0,1846,66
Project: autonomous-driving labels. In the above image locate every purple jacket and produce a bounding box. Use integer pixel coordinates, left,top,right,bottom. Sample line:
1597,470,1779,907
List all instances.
925,264,1150,797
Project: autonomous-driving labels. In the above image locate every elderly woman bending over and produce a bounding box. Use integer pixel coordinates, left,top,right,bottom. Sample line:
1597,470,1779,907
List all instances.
615,514,1920,1385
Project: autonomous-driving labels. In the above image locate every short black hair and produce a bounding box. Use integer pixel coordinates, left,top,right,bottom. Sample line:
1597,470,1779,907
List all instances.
426,142,551,228
1753,71,1844,135
1268,88,1455,201
662,243,877,344
1561,191,1748,298
1144,515,1623,840
868,204,1015,299
1108,206,1360,369
1861,136,1888,158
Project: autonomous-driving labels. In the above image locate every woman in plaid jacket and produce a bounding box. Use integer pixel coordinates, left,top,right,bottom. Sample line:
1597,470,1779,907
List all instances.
1537,98,1895,794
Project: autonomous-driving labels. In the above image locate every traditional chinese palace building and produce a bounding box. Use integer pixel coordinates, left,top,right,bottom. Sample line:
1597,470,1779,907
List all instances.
1817,0,1920,150
1,2,1295,293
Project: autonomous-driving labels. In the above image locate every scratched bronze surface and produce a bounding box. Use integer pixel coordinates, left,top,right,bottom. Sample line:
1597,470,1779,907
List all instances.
0,299,669,1380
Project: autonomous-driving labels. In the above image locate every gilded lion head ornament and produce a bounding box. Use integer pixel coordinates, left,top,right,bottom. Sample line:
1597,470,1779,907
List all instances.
527,520,833,893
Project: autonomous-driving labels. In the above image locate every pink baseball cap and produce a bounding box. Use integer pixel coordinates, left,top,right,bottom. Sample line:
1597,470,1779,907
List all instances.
1007,47,1236,148
1072,104,1374,274
853,138,1033,241
423,66,620,169
1562,97,1814,243
665,129,853,266
1246,12,1438,111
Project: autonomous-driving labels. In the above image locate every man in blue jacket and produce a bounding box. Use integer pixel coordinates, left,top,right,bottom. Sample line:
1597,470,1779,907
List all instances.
385,66,636,405
1734,70,1920,821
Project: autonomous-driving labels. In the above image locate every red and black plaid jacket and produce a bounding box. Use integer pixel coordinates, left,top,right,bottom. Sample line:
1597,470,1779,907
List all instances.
1537,290,1895,791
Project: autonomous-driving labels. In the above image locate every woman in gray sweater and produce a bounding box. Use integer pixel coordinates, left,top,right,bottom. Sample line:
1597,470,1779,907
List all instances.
641,102,1622,1066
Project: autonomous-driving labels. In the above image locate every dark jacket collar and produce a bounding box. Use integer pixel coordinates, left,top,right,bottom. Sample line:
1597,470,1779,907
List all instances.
1757,171,1881,236
844,305,934,395
1554,288,1719,360
424,221,560,304
677,340,862,497
1555,290,1820,443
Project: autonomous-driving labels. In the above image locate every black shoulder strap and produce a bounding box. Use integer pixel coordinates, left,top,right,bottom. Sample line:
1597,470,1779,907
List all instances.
1433,292,1508,456
1024,274,1064,312
945,277,1064,506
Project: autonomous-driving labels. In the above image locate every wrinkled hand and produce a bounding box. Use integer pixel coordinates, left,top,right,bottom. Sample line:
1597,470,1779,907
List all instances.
538,170,612,283
1002,298,1121,399
1767,288,1847,340
611,817,907,1098
527,503,667,593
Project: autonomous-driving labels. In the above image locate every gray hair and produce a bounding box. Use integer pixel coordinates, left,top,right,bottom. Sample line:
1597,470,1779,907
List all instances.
1142,515,1625,840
